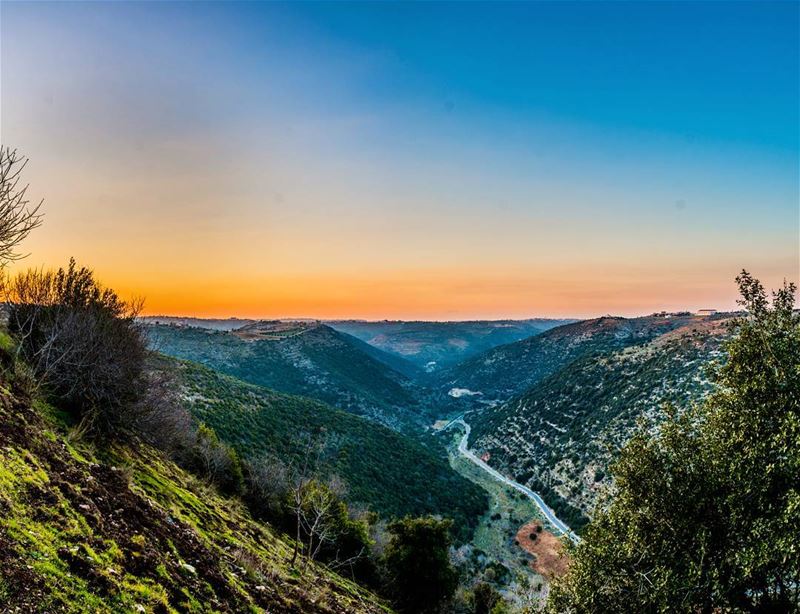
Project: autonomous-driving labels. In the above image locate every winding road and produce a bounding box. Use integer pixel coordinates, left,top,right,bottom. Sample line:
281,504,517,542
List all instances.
449,417,581,544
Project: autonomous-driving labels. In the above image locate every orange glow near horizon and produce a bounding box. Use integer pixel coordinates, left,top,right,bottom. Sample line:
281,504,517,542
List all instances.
10,253,796,321
3,2,797,321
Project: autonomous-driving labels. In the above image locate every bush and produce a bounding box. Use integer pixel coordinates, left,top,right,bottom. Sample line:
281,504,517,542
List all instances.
471,582,501,614
382,516,457,613
190,423,245,496
7,259,147,434
244,454,292,525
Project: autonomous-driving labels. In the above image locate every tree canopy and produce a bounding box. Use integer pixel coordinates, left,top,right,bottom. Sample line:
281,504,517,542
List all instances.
382,516,458,613
548,271,799,613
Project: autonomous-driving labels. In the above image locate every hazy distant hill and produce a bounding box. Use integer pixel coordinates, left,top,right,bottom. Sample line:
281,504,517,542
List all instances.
467,316,730,528
327,319,573,371
141,315,256,330
164,358,487,540
435,315,708,405
147,322,427,431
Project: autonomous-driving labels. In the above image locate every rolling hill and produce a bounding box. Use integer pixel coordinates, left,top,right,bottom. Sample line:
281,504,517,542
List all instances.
159,357,487,541
435,314,711,406
467,316,730,529
327,319,573,371
147,322,427,432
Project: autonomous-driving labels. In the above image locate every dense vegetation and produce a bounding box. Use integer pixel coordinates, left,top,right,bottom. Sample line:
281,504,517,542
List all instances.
164,358,488,542
548,273,800,612
470,316,729,523
7,258,148,435
148,323,429,432
382,516,458,613
437,315,704,404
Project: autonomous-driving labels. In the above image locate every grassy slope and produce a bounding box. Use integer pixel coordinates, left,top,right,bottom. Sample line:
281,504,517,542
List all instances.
0,369,390,612
148,324,426,432
168,358,487,542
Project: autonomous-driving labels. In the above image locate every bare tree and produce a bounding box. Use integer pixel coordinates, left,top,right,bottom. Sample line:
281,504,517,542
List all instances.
290,431,330,567
296,475,347,573
245,454,291,521
0,147,43,265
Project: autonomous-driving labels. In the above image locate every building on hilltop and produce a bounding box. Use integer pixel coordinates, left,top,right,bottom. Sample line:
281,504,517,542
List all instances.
695,309,718,317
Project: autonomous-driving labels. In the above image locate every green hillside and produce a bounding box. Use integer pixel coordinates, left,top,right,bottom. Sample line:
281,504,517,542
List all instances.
437,314,711,405
328,319,573,370
469,317,730,529
164,358,487,542
0,359,390,613
148,323,427,432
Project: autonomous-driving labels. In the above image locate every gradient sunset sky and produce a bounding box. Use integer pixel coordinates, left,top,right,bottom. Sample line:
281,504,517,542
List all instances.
1,1,798,319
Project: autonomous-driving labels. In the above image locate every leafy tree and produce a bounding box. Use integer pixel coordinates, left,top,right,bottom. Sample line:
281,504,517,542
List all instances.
548,271,799,612
382,516,458,613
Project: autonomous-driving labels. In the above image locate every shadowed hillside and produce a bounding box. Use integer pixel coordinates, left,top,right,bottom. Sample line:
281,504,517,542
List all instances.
160,357,487,542
328,319,573,371
436,314,716,406
148,323,427,432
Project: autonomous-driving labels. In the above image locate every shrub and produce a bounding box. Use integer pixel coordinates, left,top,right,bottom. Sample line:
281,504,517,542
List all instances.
7,259,147,434
471,582,501,614
381,516,457,613
190,423,245,496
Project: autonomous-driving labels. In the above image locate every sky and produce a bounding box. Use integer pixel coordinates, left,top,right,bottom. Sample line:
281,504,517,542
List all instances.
1,1,798,320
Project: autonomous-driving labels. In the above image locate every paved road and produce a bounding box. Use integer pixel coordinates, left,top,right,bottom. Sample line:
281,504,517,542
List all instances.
450,418,581,544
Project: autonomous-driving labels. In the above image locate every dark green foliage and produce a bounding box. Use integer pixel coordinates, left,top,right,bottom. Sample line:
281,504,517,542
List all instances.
471,582,502,614
166,359,487,542
148,323,429,431
187,423,245,496
382,516,457,613
548,272,800,612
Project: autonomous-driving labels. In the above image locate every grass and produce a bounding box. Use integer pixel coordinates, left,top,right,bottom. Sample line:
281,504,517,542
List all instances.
445,429,546,600
0,360,392,613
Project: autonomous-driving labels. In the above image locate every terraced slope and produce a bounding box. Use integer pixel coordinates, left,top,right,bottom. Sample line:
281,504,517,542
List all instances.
164,358,487,541
436,315,708,406
469,317,729,529
0,371,390,612
148,323,426,431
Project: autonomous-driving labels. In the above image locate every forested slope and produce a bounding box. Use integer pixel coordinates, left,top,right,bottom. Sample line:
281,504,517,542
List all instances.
469,317,729,528
148,323,427,432
162,358,487,542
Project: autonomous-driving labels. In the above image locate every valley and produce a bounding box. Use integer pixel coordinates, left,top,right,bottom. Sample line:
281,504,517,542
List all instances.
145,313,732,602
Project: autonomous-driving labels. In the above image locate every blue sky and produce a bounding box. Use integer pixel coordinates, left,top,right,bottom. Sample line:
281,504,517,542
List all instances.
1,1,798,318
